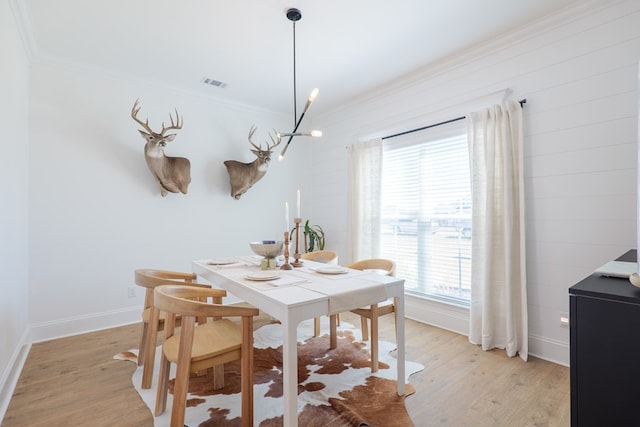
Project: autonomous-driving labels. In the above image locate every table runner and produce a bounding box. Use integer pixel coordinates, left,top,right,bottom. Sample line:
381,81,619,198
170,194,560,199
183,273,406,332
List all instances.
297,275,387,314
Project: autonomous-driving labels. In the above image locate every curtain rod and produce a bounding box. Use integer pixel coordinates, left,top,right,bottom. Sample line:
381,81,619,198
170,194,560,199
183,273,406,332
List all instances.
382,98,527,141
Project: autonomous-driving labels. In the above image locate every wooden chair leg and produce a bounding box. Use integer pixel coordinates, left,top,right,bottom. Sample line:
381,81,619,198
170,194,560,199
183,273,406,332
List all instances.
313,317,321,337
154,352,171,416
170,318,195,427
213,364,225,390
138,322,148,367
141,309,160,389
361,316,369,341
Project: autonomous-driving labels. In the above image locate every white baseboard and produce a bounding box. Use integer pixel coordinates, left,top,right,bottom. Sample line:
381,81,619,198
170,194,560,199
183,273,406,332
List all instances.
404,294,569,366
1,307,141,423
405,294,469,336
0,328,30,424
528,333,569,367
29,306,142,343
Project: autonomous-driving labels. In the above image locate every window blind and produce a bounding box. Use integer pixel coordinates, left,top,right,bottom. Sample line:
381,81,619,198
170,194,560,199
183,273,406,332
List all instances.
380,119,472,304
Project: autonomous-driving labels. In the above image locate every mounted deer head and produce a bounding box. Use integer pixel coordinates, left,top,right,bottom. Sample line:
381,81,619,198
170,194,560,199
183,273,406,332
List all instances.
131,99,191,197
224,126,282,199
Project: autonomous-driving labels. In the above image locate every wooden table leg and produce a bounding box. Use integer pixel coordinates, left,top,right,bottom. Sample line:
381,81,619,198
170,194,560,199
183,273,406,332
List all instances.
283,319,298,427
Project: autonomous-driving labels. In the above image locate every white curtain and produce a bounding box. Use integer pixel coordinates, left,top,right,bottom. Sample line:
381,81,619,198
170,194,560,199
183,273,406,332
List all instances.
348,138,383,261
467,100,528,361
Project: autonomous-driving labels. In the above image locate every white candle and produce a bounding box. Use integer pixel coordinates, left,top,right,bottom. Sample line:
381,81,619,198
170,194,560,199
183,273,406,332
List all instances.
297,189,301,218
285,202,290,231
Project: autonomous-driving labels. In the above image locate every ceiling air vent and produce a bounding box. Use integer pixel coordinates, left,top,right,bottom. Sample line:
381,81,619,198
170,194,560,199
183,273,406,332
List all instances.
201,77,227,88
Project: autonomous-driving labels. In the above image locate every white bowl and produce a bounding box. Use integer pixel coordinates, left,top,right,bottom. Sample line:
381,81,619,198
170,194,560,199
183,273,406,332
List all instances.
250,241,284,258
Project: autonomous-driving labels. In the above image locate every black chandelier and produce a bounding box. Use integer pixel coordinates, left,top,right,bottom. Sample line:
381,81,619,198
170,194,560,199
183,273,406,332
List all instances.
278,8,322,160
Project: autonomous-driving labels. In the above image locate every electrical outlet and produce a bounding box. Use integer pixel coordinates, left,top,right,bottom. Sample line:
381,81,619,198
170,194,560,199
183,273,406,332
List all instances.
128,286,136,298
560,312,569,327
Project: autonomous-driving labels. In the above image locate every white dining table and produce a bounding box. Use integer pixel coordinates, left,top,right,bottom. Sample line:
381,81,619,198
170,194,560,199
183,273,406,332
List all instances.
192,256,406,427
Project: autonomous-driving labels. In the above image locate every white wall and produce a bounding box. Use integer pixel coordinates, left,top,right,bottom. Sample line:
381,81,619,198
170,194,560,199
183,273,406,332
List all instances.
0,0,31,417
310,0,640,365
26,60,312,340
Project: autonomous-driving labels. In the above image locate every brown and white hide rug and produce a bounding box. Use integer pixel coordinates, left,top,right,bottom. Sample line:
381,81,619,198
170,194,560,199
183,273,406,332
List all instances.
115,319,423,427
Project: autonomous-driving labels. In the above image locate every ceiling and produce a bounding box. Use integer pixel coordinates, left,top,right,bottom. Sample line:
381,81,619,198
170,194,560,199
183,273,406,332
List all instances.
19,0,584,116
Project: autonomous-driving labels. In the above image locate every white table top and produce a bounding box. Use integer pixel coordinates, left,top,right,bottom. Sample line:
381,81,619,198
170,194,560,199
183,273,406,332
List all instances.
193,256,401,320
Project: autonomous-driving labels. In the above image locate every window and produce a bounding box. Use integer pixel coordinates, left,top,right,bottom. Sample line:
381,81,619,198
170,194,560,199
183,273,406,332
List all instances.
379,120,471,305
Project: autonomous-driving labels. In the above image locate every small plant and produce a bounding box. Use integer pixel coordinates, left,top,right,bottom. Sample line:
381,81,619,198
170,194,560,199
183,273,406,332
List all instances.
291,220,325,253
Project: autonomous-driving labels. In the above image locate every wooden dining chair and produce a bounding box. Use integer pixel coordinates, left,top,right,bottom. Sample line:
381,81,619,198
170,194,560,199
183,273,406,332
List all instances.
339,258,396,372
301,250,338,264
154,284,258,427
301,250,340,336
134,269,212,389
346,258,397,340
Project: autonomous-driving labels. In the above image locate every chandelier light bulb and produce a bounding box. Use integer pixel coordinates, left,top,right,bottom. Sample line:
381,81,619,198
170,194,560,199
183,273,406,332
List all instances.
311,130,322,137
308,88,319,102
279,142,291,160
302,88,319,115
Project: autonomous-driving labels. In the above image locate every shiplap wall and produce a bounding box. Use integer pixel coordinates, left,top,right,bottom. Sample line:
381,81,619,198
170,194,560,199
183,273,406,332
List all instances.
309,0,640,365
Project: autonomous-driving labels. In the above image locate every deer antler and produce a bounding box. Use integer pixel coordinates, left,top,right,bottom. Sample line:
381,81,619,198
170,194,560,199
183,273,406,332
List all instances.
248,125,262,151
268,130,282,150
248,126,282,152
131,99,155,134
161,109,183,135
131,99,182,136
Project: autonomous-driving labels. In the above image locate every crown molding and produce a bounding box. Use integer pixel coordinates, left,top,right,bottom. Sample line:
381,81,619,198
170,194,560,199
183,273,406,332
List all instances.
399,0,618,87
320,0,622,122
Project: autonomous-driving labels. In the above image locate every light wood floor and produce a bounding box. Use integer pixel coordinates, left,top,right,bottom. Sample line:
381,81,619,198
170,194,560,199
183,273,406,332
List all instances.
2,312,570,427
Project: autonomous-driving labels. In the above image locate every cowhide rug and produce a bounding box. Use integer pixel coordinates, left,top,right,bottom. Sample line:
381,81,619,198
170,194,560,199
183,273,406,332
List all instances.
115,319,423,427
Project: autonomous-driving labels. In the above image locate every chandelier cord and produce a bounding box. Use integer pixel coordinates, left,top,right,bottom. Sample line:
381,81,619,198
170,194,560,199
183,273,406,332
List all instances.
292,20,297,127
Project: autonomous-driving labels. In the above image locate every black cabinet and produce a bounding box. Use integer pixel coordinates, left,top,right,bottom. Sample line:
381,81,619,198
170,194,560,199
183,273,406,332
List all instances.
569,250,640,427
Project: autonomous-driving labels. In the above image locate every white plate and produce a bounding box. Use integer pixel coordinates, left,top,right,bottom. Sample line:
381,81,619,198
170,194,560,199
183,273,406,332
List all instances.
245,272,282,281
315,266,348,275
209,259,237,265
